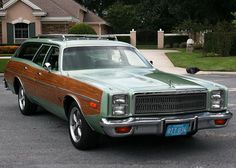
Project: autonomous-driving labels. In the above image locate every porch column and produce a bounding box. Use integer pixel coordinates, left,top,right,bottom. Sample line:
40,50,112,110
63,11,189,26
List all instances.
1,19,7,43
98,24,102,35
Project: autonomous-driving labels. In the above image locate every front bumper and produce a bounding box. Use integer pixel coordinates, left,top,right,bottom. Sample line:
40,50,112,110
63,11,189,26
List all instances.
100,111,232,137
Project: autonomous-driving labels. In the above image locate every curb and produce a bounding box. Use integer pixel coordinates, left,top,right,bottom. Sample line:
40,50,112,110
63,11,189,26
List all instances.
0,57,11,59
197,71,236,75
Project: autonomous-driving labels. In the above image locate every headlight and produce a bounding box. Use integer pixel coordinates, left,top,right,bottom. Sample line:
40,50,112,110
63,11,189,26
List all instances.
211,90,224,110
112,95,128,116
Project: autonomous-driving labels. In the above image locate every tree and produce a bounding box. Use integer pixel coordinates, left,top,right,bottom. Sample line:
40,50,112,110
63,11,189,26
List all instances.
68,23,96,34
75,0,116,16
75,0,236,33
75,0,143,17
168,0,236,25
0,0,3,8
232,12,236,28
106,2,139,33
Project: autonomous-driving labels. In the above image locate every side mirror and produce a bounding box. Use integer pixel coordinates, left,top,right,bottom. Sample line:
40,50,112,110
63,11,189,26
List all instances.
150,61,153,65
186,67,200,74
44,62,52,72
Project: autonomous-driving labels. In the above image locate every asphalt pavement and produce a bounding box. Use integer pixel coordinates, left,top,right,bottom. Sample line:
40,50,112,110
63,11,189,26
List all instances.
0,74,235,168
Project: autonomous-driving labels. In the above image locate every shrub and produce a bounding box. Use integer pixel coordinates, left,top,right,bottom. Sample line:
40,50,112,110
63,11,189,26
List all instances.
68,23,97,34
0,46,19,54
204,32,236,56
164,44,171,48
117,36,130,43
137,30,157,45
173,43,179,48
179,42,187,48
193,43,203,50
164,35,188,48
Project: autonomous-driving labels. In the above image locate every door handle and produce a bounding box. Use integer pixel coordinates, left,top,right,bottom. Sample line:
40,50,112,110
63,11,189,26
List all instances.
37,72,42,76
24,66,28,70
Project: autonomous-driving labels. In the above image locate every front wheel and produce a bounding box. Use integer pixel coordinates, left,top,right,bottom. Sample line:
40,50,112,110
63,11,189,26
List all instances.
18,85,37,115
68,102,99,150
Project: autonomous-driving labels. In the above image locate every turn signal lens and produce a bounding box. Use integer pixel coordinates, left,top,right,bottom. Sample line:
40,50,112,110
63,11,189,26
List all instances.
115,127,132,134
215,119,227,125
89,102,97,109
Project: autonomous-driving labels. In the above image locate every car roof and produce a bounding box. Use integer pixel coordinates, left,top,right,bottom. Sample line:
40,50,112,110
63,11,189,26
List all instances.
25,38,133,48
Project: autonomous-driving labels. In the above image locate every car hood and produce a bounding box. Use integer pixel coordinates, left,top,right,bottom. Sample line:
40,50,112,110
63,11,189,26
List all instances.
67,68,216,93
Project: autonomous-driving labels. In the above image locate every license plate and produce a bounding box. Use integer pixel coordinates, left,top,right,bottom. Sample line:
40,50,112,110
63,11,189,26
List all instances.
165,123,189,137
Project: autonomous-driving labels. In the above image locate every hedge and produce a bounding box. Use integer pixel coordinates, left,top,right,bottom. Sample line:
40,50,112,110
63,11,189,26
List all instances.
0,46,19,54
117,36,130,43
137,30,157,45
204,32,236,56
164,35,188,48
68,23,96,35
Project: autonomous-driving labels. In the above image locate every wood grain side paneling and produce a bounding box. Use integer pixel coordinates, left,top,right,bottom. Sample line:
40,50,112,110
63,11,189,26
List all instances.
35,69,103,116
5,60,37,97
6,60,103,116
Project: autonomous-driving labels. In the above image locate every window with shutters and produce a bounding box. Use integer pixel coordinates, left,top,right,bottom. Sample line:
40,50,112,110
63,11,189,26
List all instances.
14,23,29,44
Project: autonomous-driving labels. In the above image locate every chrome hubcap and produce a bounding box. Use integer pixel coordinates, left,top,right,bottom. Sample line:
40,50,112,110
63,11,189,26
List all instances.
18,87,25,110
69,107,82,143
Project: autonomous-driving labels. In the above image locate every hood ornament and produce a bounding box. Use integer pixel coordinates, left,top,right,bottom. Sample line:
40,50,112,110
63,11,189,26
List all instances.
168,80,175,88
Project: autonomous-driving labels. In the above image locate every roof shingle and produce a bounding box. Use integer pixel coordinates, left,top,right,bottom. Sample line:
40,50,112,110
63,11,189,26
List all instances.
2,0,107,24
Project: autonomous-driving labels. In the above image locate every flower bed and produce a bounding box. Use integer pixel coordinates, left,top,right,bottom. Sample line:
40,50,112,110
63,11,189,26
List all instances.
0,46,19,54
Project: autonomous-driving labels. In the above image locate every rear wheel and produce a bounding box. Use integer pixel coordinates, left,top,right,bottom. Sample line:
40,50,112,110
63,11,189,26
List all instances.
68,101,99,150
18,86,37,115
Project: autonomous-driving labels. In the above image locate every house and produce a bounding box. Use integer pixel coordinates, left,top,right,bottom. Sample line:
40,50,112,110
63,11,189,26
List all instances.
0,0,109,44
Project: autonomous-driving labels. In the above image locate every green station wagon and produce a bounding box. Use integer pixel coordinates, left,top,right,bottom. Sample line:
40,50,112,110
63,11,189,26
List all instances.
3,35,232,150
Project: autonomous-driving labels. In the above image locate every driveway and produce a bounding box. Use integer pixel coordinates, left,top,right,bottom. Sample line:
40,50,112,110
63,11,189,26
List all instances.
0,74,236,168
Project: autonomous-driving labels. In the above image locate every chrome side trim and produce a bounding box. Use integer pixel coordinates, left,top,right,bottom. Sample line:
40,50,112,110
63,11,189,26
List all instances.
58,87,100,103
100,111,232,137
14,76,25,93
65,94,95,130
7,68,100,103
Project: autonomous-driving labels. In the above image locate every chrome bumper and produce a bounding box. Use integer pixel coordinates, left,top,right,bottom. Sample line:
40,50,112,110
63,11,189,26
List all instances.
100,111,232,137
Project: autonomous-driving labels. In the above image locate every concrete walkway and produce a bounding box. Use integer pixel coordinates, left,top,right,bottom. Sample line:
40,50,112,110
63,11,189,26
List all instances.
140,49,236,75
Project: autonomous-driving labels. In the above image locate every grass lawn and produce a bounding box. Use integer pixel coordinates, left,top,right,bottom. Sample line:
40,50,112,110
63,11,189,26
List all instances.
166,50,236,71
0,59,9,73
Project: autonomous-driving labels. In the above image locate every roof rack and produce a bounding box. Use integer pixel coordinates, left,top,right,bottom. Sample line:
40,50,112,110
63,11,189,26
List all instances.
34,34,118,41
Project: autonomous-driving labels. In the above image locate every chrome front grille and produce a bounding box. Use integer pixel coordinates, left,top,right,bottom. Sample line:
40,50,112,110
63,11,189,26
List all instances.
135,93,207,114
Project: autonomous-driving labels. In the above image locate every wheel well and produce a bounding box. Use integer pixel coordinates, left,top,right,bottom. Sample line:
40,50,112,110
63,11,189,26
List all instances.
64,96,77,119
13,77,21,94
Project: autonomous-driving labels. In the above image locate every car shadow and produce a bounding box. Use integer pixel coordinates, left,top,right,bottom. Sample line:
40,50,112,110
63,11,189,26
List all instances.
26,107,227,160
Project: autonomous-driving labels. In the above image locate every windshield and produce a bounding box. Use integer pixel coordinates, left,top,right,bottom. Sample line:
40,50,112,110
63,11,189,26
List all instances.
63,46,151,70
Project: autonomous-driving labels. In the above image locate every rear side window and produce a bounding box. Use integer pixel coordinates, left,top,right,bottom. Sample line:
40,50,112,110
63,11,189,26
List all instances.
33,45,50,66
17,43,41,60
